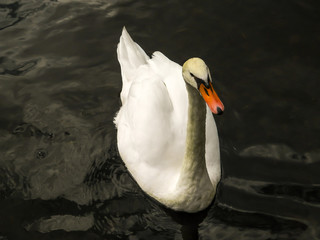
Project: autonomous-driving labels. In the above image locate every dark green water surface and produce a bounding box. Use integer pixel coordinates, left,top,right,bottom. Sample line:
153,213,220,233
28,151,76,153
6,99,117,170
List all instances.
0,0,320,239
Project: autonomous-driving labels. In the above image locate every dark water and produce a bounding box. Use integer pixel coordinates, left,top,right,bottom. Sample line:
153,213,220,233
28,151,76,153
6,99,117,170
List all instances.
0,0,319,239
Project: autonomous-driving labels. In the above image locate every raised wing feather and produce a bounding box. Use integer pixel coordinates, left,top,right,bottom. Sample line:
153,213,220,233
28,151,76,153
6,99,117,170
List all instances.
117,27,149,104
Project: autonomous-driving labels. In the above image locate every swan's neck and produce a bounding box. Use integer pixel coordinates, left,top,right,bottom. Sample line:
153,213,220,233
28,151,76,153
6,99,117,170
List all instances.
178,83,208,185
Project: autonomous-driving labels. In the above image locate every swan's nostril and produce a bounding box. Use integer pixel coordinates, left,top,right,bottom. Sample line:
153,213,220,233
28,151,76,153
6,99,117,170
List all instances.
216,107,223,115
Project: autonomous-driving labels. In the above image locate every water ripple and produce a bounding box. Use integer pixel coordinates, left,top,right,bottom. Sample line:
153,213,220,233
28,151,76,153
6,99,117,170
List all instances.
0,57,38,76
0,2,22,30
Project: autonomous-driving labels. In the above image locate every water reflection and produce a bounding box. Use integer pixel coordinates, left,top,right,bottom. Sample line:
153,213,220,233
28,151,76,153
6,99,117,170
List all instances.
239,144,320,164
0,57,38,75
200,203,308,240
0,2,22,30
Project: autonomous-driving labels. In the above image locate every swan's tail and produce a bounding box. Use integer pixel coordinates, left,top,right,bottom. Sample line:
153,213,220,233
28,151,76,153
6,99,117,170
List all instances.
117,27,149,104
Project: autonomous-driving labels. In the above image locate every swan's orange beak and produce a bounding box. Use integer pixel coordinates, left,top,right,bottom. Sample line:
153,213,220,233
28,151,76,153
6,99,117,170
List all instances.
199,82,224,115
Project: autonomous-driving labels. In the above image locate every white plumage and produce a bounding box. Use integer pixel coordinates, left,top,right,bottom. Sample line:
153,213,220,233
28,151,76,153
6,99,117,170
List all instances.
114,27,223,212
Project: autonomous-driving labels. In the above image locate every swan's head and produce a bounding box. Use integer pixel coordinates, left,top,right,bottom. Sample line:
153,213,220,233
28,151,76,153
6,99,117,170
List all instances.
182,58,224,115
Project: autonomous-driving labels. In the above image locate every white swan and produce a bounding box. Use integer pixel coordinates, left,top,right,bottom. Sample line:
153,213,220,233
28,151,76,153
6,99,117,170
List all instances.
114,27,224,213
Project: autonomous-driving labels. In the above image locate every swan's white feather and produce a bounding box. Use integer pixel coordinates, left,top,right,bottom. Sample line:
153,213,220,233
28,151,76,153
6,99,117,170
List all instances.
116,27,149,104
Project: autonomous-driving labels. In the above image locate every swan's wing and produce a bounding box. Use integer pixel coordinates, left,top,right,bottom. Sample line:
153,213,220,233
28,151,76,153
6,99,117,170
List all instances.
117,27,149,104
116,28,188,193
116,68,181,191
116,52,188,193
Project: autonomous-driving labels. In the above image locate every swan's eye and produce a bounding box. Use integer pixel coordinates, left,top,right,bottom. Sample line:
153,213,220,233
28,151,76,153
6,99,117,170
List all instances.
190,72,195,78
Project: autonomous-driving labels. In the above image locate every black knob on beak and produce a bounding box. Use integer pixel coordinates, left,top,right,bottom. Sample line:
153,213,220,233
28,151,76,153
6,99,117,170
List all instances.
216,107,223,115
